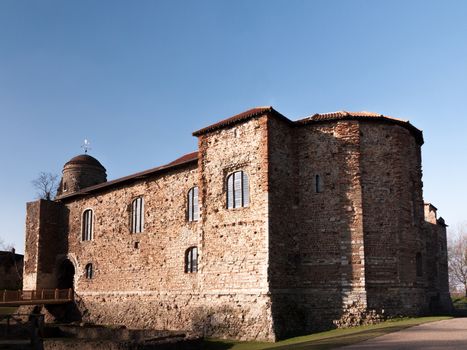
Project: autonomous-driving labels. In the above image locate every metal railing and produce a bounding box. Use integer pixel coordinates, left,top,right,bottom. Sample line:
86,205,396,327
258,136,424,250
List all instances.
0,288,74,306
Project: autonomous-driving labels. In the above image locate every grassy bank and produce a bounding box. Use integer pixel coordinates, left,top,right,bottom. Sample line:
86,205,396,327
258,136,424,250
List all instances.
202,316,451,350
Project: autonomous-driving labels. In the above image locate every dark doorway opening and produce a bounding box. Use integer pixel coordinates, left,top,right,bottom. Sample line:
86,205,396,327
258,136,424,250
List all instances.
57,259,75,289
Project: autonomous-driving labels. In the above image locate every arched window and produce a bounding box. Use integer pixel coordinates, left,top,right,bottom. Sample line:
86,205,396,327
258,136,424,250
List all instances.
416,252,423,277
187,187,199,222
226,171,249,209
82,209,93,241
131,197,144,233
185,247,198,273
315,174,323,193
85,263,93,279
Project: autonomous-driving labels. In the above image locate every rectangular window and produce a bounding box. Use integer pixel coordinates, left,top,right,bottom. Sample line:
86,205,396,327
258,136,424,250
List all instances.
82,209,93,241
188,187,199,222
227,171,249,209
315,174,322,193
416,252,423,277
186,247,198,273
131,197,144,233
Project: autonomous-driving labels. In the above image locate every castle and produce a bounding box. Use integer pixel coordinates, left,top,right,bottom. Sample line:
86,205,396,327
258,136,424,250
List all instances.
23,106,451,341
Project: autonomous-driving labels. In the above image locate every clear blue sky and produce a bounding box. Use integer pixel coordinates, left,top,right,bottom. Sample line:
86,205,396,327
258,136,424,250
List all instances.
1,0,466,253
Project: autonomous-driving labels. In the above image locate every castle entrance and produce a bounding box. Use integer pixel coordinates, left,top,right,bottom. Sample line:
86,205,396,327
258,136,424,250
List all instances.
57,259,75,289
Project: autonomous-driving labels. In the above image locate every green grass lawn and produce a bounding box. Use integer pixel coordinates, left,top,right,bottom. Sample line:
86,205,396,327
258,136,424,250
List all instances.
201,316,451,350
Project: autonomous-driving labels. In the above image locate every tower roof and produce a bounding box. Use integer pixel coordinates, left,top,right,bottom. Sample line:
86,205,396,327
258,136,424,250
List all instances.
192,107,423,144
64,154,106,170
295,110,424,145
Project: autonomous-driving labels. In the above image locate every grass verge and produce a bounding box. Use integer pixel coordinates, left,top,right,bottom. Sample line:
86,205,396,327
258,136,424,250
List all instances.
202,316,451,350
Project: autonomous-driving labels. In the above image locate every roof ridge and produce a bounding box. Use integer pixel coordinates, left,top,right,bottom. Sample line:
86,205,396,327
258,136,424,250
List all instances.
57,151,198,200
192,106,291,136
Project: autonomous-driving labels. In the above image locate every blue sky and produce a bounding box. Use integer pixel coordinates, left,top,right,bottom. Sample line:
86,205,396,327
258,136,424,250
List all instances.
0,0,466,253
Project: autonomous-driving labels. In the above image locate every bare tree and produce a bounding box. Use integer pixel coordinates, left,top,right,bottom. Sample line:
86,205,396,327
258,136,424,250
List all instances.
32,172,59,200
448,223,467,297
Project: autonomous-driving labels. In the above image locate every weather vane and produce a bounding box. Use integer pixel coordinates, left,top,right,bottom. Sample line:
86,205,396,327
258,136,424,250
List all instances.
81,138,92,154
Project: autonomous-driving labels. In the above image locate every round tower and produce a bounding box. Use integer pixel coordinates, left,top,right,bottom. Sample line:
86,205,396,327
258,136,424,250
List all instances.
57,154,107,196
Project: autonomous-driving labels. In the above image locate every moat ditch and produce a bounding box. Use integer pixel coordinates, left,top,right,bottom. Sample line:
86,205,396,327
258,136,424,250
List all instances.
1,322,202,350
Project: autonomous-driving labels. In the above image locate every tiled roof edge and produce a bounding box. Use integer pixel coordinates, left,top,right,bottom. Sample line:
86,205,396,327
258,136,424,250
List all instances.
192,106,293,136
57,152,198,201
295,111,424,145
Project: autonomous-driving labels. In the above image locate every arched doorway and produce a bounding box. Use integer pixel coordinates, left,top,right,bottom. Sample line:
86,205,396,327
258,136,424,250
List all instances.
57,259,75,289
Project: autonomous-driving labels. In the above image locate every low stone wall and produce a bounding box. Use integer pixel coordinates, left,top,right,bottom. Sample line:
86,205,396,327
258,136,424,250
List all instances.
77,291,275,341
43,325,201,350
44,338,201,350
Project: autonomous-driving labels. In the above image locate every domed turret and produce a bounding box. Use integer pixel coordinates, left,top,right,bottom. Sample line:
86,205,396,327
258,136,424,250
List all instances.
57,154,107,196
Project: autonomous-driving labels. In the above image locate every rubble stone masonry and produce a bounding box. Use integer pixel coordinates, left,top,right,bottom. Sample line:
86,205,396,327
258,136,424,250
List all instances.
23,107,451,341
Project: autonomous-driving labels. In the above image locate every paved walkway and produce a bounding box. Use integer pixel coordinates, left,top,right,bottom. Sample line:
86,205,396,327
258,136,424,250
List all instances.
342,318,467,350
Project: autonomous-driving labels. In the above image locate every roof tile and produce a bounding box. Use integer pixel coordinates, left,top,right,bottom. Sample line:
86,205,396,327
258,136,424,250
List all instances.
58,151,198,200
192,106,290,136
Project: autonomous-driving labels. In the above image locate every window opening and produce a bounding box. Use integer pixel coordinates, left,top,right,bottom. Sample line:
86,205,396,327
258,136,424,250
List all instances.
131,197,144,233
227,171,249,209
85,263,93,279
188,187,199,221
416,252,423,277
82,209,93,241
185,247,198,273
315,175,322,193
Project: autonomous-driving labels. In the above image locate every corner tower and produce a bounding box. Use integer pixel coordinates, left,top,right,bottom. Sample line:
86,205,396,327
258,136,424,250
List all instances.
57,154,107,196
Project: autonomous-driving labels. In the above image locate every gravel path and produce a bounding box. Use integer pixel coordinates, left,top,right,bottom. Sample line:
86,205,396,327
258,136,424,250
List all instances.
341,318,467,350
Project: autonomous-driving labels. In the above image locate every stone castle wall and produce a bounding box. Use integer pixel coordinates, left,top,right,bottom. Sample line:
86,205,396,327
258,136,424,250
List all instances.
24,200,66,290
55,116,275,340
63,166,200,293
266,117,431,337
23,109,450,341
360,122,426,315
267,118,367,336
197,115,270,293
423,205,451,313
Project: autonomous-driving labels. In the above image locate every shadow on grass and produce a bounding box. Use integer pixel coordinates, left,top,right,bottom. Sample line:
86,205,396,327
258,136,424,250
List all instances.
200,327,411,350
263,325,410,350
200,321,438,350
200,340,239,350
